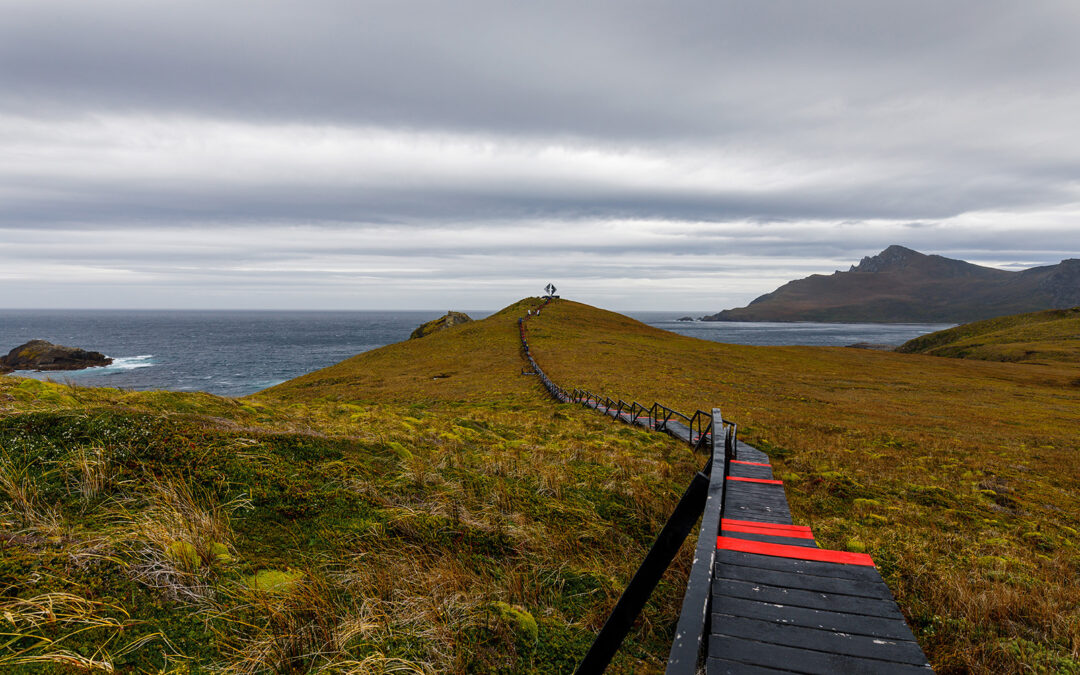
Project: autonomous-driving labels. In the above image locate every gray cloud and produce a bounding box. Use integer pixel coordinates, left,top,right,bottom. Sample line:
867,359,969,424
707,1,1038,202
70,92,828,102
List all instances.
0,1,1078,308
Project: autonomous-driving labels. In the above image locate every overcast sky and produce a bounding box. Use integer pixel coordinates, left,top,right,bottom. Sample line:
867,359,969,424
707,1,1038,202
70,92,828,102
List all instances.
2,1,1078,310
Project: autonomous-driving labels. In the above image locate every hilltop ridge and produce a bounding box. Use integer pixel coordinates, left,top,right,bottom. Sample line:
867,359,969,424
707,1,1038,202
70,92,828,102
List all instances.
703,245,1080,323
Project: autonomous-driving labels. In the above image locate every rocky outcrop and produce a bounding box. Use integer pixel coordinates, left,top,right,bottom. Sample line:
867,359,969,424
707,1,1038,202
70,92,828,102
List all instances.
409,312,473,339
1,340,113,371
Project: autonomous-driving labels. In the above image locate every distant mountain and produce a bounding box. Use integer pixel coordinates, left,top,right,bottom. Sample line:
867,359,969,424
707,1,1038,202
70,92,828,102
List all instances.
702,245,1080,323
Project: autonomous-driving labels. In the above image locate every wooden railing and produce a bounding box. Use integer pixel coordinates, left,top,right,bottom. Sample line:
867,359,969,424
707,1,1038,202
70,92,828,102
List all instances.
517,300,737,673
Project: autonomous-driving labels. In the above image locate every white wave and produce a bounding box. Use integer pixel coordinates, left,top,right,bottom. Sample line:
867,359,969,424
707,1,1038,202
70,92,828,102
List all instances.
105,355,155,371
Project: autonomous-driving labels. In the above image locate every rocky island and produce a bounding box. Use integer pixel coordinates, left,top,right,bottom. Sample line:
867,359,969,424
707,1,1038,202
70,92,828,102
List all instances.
1,339,113,373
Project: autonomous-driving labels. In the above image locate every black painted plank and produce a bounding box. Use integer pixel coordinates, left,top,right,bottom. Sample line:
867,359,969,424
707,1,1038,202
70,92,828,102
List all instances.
710,615,930,666
724,486,788,498
724,496,793,510
725,496,788,507
716,551,883,583
724,490,791,501
724,499,791,508
711,597,917,640
724,487,789,497
720,531,819,548
707,658,793,674
724,501,793,514
724,492,791,503
724,503,792,515
665,421,692,442
714,578,905,619
723,510,792,525
721,509,790,527
736,443,770,463
708,634,932,674
724,506,793,520
722,517,800,529
726,479,785,489
716,563,894,600
729,464,775,480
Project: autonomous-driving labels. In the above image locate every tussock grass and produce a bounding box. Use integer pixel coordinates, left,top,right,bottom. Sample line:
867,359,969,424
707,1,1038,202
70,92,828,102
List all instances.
0,444,66,539
0,591,177,672
119,473,250,602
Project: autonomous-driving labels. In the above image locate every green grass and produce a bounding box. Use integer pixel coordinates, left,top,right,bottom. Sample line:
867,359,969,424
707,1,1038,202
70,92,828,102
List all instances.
897,306,1080,365
3,297,1079,673
0,324,697,673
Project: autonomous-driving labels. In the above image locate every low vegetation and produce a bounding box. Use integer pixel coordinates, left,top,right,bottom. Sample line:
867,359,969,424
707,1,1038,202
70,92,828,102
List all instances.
528,300,1080,674
897,306,1080,365
3,297,1078,673
0,323,697,673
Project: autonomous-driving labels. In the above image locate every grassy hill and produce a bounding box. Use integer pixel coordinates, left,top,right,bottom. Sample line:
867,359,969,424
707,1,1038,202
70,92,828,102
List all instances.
2,297,1079,673
525,300,1080,673
0,300,698,674
897,306,1080,365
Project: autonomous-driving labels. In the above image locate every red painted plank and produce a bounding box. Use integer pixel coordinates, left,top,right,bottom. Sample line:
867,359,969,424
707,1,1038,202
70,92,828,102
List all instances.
727,476,783,485
721,518,812,533
722,522,815,539
731,459,771,467
717,536,875,566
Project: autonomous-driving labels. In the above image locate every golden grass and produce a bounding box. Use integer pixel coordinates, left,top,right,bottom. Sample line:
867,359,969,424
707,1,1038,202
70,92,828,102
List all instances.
898,306,1080,366
525,300,1080,673
263,298,539,404
0,341,698,672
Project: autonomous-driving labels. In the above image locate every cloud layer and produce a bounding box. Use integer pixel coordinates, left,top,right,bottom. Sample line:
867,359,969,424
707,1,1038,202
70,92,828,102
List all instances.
2,1,1078,309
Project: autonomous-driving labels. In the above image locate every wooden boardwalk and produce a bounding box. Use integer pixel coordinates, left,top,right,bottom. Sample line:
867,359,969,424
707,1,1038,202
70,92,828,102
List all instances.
520,306,932,673
576,397,933,673
709,443,932,673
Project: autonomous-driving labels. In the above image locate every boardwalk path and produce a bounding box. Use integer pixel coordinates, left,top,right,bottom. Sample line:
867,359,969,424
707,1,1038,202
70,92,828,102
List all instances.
519,301,933,673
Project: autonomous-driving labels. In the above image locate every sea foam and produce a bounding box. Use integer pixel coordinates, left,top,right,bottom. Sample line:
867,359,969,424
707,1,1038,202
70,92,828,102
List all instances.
103,355,155,372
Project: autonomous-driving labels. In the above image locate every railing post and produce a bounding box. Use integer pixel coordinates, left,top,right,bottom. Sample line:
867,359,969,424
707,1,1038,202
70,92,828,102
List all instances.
666,408,727,673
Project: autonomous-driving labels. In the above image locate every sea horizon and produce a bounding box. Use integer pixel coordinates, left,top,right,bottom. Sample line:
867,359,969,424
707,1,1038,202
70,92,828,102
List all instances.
1,308,952,398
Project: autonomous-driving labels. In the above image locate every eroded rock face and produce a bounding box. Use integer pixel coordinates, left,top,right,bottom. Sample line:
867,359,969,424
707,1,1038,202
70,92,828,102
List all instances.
1,340,113,371
409,312,473,339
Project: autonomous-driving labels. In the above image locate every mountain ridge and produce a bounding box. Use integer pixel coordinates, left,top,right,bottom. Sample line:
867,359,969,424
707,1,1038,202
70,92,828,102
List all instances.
704,245,1080,323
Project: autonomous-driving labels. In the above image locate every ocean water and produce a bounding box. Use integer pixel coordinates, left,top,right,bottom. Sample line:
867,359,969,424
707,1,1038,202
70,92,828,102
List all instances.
626,312,954,348
0,310,488,397
1,310,951,398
